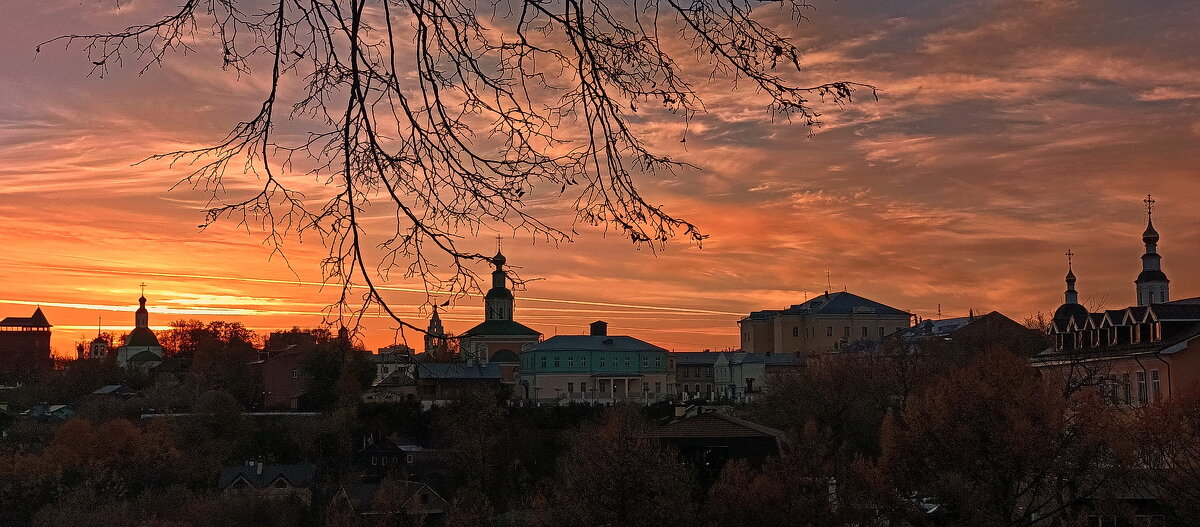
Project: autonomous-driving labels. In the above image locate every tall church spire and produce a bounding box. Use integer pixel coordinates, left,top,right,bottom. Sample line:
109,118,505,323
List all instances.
424,305,446,354
484,242,514,321
135,284,149,329
1136,194,1169,305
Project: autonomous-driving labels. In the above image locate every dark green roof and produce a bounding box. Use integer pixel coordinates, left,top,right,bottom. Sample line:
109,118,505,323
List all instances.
127,350,162,363
127,326,160,347
461,319,541,337
485,287,514,299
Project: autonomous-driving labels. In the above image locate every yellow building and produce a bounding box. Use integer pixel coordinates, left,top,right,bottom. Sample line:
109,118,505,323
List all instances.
738,291,912,355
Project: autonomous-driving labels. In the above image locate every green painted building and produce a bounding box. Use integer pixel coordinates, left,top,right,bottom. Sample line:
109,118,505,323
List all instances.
519,321,675,403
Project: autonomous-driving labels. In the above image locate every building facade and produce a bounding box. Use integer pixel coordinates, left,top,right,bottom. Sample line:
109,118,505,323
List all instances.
519,321,675,404
739,291,913,355
672,351,802,402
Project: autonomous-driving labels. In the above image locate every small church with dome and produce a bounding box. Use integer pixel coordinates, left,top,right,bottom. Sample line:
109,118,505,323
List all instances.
116,286,165,368
457,247,542,365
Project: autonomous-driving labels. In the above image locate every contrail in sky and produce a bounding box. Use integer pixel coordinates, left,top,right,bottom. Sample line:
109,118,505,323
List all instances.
21,262,744,316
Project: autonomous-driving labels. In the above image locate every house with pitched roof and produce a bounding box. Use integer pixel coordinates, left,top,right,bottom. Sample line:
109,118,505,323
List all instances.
648,410,786,484
217,461,317,504
739,291,913,355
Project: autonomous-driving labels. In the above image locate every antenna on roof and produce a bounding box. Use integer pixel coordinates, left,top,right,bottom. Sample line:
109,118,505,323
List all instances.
937,304,942,320
826,271,831,292
97,317,101,338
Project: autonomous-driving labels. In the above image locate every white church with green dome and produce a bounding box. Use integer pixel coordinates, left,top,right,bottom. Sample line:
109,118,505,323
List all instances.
116,288,165,368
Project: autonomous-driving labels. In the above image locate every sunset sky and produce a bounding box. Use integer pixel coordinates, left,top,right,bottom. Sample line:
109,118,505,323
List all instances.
2,0,1198,357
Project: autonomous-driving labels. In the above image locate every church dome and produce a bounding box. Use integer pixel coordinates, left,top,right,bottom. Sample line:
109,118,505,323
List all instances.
492,251,506,266
490,349,518,363
127,326,160,347
1143,221,1160,245
1053,302,1089,323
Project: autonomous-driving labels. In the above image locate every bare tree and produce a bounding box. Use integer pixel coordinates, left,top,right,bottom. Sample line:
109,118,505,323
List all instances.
44,0,870,334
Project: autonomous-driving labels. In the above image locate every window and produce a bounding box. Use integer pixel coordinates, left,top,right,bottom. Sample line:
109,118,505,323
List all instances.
580,381,588,391
600,358,606,368
826,326,833,337
600,381,608,393
879,327,885,338
624,358,631,368
844,326,851,338
694,384,700,393
862,326,868,338
582,357,588,367
792,326,799,337
291,368,298,379
540,357,547,368
1123,372,1132,405
371,457,378,466
568,382,574,393
568,357,574,367
654,357,661,368
406,454,414,464
1160,291,1166,302
642,357,648,367
1137,371,1148,405
1087,516,1118,527
554,357,560,367
1152,370,1161,400
655,382,661,393
382,365,389,375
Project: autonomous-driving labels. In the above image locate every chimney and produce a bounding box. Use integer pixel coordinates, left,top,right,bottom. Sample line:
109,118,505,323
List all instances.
589,320,608,336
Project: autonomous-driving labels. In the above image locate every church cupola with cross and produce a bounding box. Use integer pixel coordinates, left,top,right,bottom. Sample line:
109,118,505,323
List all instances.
484,248,515,321
1053,249,1089,327
1136,194,1169,306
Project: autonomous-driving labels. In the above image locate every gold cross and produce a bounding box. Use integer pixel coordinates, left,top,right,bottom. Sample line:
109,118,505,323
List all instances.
1145,194,1155,217
1065,249,1074,267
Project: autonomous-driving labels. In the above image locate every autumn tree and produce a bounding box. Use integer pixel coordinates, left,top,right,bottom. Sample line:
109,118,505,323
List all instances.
881,350,1135,526
47,0,870,333
537,407,698,526
1138,385,1200,524
705,425,884,526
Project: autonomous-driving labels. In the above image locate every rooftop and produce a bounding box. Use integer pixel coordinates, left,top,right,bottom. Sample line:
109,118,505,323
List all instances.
530,335,667,353
743,291,911,321
0,307,51,329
